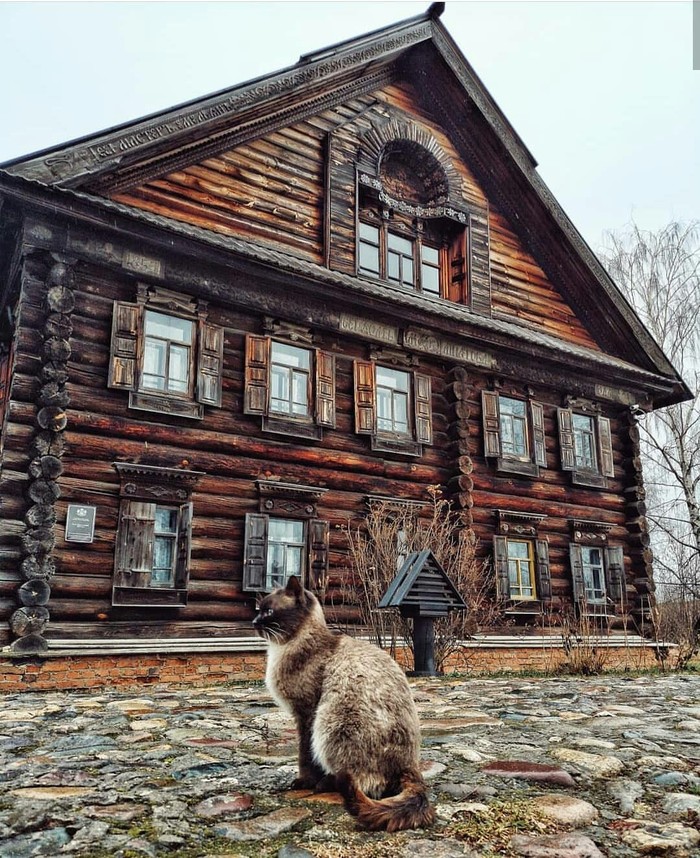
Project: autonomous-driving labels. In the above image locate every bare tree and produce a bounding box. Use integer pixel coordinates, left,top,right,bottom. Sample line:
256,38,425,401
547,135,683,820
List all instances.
602,221,700,605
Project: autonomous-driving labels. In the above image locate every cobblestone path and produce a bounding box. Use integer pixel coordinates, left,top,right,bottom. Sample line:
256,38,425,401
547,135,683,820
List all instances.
1,674,700,857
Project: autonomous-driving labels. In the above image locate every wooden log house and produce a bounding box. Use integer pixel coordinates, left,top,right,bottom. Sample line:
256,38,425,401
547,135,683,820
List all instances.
0,4,690,672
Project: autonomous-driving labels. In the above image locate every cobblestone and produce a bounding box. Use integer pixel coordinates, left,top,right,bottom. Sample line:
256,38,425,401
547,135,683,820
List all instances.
0,673,699,856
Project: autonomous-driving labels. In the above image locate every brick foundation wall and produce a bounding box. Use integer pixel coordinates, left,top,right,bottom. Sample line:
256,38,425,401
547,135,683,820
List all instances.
0,640,663,693
0,652,268,693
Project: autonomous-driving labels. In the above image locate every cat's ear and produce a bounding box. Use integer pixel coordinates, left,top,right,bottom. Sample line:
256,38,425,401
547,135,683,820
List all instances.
285,576,306,603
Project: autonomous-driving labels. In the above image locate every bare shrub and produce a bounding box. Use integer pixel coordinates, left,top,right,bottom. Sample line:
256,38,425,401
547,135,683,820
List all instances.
342,486,499,673
654,596,700,669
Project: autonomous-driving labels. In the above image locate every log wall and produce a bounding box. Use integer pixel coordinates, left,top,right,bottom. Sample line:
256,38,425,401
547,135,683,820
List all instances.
0,236,650,648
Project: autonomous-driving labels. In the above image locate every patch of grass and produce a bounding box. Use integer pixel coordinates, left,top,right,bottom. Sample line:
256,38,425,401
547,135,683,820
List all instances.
444,796,557,856
311,840,407,858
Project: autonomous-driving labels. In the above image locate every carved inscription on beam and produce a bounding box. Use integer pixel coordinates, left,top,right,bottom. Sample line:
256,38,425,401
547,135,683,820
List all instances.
403,328,496,370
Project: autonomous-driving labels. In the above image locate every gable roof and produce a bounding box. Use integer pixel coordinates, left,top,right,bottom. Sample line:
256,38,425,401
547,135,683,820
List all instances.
0,2,690,405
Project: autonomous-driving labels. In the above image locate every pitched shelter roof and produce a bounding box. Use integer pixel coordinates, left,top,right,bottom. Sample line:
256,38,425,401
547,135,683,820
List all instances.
0,2,690,407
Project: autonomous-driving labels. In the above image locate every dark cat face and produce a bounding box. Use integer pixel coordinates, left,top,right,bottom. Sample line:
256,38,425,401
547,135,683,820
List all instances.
252,576,314,643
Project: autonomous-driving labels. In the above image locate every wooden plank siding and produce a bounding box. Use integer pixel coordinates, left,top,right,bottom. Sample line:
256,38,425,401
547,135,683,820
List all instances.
107,82,597,353
489,208,601,350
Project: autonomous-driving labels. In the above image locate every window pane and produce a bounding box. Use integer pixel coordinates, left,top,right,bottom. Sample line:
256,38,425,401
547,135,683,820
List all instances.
270,366,290,413
269,518,304,543
286,546,303,576
393,392,409,433
143,340,166,390
501,397,526,418
168,344,190,392
359,243,380,274
145,311,193,344
377,388,392,431
508,541,530,559
152,537,174,584
155,508,178,533
292,371,309,415
403,258,414,286
421,263,440,294
422,245,439,265
387,251,400,281
267,543,286,589
376,367,408,391
359,222,379,243
573,413,597,469
387,233,412,254
272,342,310,370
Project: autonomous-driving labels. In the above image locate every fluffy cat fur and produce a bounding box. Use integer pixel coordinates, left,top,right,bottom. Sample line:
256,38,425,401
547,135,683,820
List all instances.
253,576,435,832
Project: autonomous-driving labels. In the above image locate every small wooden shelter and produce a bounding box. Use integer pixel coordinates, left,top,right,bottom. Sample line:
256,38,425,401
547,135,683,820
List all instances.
379,549,467,674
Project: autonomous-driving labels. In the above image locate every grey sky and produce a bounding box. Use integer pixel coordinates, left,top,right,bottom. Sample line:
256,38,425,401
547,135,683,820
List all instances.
0,1,696,251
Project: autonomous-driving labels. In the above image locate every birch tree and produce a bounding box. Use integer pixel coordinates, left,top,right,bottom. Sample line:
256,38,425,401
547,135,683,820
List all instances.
602,221,700,600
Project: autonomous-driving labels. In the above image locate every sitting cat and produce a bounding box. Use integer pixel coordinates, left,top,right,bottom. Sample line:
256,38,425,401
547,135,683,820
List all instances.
253,576,435,832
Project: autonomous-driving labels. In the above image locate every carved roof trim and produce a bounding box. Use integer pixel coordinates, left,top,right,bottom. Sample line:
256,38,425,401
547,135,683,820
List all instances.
569,519,614,534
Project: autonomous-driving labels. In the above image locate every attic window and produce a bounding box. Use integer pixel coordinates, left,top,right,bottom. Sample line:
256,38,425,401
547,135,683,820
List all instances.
356,138,469,303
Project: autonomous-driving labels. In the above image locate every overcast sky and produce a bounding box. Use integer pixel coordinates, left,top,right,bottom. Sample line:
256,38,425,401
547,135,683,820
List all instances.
0,1,696,251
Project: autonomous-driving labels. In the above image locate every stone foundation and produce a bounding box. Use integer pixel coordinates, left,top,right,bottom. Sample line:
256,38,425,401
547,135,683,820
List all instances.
0,633,666,692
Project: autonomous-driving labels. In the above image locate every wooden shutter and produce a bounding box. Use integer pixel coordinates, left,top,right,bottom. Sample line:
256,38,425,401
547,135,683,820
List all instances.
196,321,224,407
605,545,625,606
569,543,586,604
414,373,433,445
174,502,193,593
242,513,269,591
308,519,330,591
598,416,615,478
108,301,140,391
535,539,552,601
315,350,336,428
353,360,375,435
446,228,468,303
244,335,270,415
493,536,510,599
530,401,547,467
114,500,156,589
482,391,501,458
558,408,576,471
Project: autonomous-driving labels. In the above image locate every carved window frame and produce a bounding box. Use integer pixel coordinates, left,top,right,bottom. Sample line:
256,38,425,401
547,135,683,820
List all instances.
353,356,432,457
568,519,625,615
493,510,550,613
108,284,224,420
558,398,615,488
242,481,330,593
482,386,547,478
356,174,470,304
112,462,204,607
243,324,336,441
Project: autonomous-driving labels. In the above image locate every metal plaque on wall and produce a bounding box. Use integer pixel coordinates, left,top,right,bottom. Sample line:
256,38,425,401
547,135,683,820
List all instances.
65,504,97,543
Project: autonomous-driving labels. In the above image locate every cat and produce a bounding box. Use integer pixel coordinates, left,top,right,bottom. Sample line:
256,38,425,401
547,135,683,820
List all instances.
252,575,435,832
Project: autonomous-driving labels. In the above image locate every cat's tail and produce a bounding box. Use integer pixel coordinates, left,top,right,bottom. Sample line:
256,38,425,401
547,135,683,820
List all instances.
336,769,435,832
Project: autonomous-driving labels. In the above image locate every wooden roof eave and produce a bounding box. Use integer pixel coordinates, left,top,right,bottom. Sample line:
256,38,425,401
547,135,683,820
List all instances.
0,8,441,191
421,22,680,381
1,172,688,409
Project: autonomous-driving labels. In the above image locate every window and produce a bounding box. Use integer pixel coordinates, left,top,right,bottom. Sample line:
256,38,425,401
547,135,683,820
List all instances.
244,334,335,439
558,406,615,487
505,539,536,599
243,515,329,593
243,481,329,593
108,287,223,419
354,360,432,456
112,463,204,607
569,522,624,613
357,215,468,302
270,342,311,417
580,546,605,603
482,391,547,477
493,511,550,610
376,366,410,435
